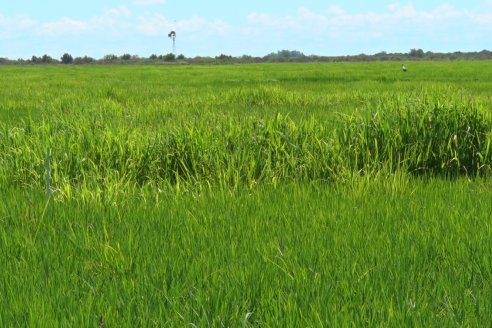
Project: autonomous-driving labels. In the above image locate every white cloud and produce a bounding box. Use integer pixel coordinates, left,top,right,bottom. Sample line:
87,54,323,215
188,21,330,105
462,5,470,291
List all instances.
136,14,173,35
0,14,37,30
472,12,492,24
36,6,132,36
0,14,38,42
246,13,275,27
137,14,231,36
105,6,132,17
239,2,492,55
244,3,492,36
40,18,89,34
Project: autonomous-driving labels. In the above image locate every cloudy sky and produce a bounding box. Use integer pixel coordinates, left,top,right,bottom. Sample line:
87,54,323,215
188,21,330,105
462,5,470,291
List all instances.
1,0,491,59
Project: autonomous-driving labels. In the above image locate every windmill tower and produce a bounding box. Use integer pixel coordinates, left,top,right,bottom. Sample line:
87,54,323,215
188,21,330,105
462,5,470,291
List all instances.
168,30,176,55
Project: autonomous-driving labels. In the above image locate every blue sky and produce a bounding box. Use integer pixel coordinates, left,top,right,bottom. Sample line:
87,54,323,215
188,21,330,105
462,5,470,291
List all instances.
1,0,491,59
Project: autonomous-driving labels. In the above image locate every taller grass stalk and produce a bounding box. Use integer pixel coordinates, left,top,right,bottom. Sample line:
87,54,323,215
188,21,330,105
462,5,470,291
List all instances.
45,148,51,196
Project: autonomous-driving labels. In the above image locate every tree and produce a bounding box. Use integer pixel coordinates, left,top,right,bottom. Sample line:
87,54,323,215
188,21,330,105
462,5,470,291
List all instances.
264,50,305,62
216,54,232,60
164,53,176,61
121,53,132,60
409,48,424,58
41,54,55,64
103,54,118,62
60,53,73,64
73,56,95,64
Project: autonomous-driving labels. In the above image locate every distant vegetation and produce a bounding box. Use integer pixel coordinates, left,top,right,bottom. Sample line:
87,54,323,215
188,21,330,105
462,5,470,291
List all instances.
1,49,492,65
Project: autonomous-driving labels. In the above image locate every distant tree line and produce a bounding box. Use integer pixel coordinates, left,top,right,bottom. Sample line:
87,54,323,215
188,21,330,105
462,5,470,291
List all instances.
1,49,492,65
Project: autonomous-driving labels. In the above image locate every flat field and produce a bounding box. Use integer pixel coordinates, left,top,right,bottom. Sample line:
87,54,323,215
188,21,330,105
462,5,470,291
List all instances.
1,62,492,326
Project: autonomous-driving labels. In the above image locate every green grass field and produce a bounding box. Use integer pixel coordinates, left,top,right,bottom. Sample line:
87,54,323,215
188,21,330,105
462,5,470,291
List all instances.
1,62,492,326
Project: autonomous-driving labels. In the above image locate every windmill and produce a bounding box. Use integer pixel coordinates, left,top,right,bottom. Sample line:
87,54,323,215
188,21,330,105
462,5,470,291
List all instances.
168,30,176,55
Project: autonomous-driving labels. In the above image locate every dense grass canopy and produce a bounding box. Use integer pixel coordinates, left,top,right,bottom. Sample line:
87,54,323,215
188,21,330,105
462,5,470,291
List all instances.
1,62,492,326
1,63,491,196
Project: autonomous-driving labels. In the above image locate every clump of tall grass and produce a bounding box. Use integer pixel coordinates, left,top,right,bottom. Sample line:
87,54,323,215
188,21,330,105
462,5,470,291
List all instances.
0,94,490,197
339,93,492,177
0,113,338,194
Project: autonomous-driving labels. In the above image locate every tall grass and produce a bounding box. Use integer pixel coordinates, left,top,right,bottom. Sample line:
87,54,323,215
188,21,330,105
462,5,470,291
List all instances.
1,92,490,198
340,90,492,177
